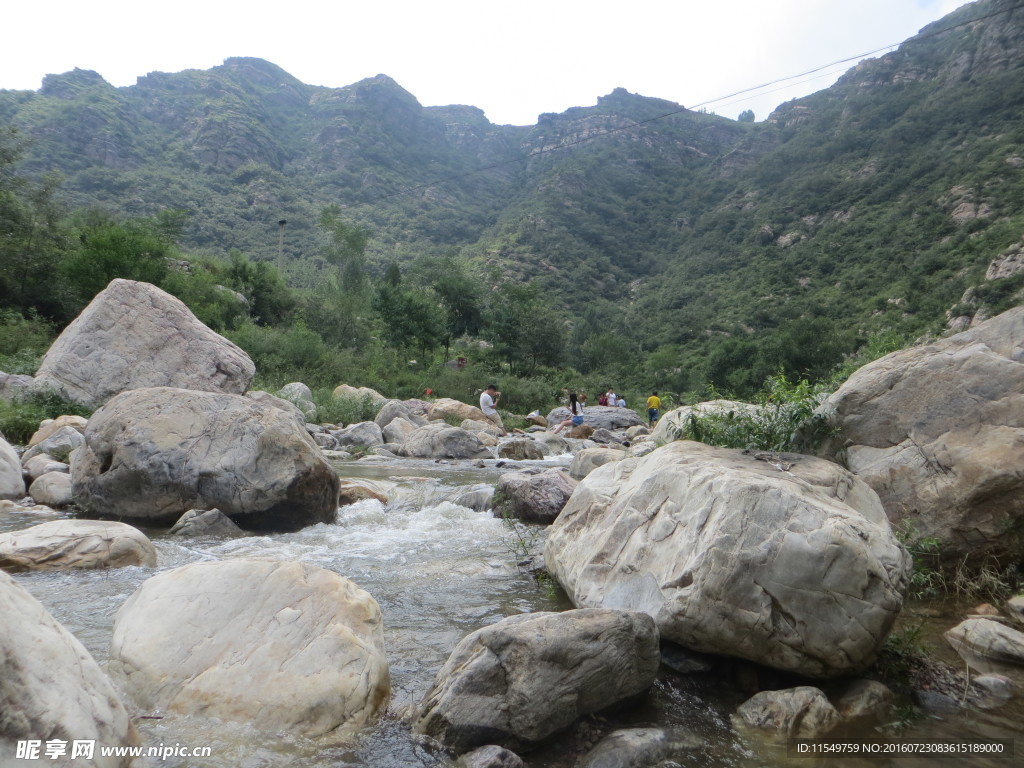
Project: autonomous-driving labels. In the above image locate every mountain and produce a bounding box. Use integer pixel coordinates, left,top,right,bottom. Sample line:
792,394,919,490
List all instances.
2,0,1023,394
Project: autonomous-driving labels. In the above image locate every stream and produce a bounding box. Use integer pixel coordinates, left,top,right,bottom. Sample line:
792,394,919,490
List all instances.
5,456,1023,767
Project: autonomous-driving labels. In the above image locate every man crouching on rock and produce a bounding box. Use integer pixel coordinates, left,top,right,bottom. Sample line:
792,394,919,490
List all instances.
479,384,507,436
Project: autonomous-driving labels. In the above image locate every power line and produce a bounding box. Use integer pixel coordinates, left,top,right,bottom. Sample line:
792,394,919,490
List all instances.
365,0,1024,203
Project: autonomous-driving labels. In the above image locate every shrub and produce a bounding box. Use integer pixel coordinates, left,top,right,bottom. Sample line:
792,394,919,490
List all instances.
313,391,379,427
670,373,836,453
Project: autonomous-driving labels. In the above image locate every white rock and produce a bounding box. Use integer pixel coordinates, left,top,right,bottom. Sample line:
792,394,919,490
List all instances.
0,519,156,572
108,560,389,739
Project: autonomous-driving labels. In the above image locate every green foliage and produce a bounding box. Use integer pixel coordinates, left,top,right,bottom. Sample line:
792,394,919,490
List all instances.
313,391,380,427
0,388,93,445
737,109,755,123
0,310,55,374
60,215,171,306
670,373,836,453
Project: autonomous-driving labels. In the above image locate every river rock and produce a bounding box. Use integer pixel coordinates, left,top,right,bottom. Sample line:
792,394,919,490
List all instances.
0,570,139,766
276,381,317,421
21,425,86,466
33,278,255,408
590,427,625,445
545,441,910,678
0,436,25,501
28,471,73,507
577,727,702,768
22,454,69,483
0,371,37,402
28,414,88,447
413,608,659,752
338,479,391,506
497,439,544,461
834,679,893,721
945,618,1024,667
456,745,525,768
569,448,626,480
733,686,841,738
168,508,245,537
547,405,644,432
530,432,569,456
462,418,502,436
376,399,427,430
454,485,495,512
495,469,577,524
428,397,489,424
1007,595,1024,625
108,560,389,738
245,390,308,425
71,387,340,532
382,416,418,444
332,421,385,450
0,519,156,572
400,422,491,460
821,306,1024,561
626,425,650,440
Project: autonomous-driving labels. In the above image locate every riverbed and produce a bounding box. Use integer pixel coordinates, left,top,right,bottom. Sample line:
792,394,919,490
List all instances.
5,456,1023,767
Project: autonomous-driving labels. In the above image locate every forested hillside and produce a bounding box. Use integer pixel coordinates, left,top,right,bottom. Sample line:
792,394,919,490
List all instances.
2,0,1022,405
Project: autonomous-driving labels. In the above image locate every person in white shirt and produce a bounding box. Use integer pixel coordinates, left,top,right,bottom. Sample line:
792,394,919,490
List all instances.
616,396,626,407
479,384,506,436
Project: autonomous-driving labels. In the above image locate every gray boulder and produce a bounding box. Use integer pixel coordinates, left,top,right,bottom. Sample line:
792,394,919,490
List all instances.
168,508,245,537
382,416,418,444
0,519,156,572
71,387,340,532
0,436,25,501
375,399,427,430
28,471,73,507
332,421,385,450
400,422,492,460
529,431,570,456
733,686,841,738
495,469,577,524
545,441,910,678
276,381,317,421
22,454,69,483
21,425,85,464
497,439,544,461
413,608,659,752
569,447,626,480
577,727,701,768
0,371,37,402
108,560,389,739
822,306,1024,561
945,618,1024,668
454,485,496,513
546,405,644,432
456,745,525,768
0,571,139,765
34,278,255,407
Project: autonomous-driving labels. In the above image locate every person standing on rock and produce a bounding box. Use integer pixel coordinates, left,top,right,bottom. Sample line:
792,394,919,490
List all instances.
646,391,661,428
479,384,507,436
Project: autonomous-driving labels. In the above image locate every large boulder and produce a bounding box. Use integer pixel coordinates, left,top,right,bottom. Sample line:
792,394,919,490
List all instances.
495,469,578,524
0,571,138,765
375,399,427,430
546,405,644,432
428,397,489,424
108,560,389,739
413,609,659,753
945,618,1024,668
733,687,841,739
331,421,385,450
822,306,1024,561
332,384,387,408
71,387,340,532
27,471,73,507
276,382,317,421
568,447,626,480
545,441,910,678
0,436,25,501
496,439,544,461
400,422,492,460
0,519,156,572
33,278,255,407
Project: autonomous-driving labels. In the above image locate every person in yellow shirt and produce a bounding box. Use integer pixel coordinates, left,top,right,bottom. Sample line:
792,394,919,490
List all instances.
646,391,662,428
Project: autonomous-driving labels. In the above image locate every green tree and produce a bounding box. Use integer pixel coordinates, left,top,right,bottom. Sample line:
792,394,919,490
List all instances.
318,204,370,294
738,109,756,123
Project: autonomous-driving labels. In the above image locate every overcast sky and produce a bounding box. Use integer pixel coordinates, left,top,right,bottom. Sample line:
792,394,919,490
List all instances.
4,0,968,125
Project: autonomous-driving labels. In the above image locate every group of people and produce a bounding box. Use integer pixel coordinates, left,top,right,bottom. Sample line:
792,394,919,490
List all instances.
480,383,663,437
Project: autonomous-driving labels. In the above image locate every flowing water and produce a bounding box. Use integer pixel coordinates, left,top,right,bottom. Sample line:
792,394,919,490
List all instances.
4,457,1024,767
